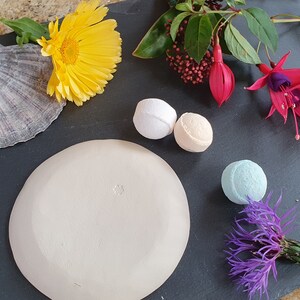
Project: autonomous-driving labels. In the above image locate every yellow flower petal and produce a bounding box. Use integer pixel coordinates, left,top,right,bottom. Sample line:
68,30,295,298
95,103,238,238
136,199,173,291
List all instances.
39,0,121,105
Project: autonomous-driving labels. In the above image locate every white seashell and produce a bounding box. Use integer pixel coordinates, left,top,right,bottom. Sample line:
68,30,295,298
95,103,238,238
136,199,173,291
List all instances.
0,44,65,148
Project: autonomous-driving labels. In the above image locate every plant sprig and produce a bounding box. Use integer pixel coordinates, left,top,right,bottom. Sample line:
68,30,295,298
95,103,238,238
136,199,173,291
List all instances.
133,0,299,65
0,17,49,46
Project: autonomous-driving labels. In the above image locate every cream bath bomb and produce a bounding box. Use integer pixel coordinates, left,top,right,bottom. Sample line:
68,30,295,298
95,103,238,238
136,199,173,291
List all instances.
174,113,213,152
133,98,177,139
221,160,267,205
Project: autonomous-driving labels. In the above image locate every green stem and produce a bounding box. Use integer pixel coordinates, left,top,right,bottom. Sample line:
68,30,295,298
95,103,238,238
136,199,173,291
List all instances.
256,41,262,54
272,13,300,19
212,15,225,36
272,18,300,24
202,10,239,14
264,46,273,65
281,238,300,263
271,13,300,23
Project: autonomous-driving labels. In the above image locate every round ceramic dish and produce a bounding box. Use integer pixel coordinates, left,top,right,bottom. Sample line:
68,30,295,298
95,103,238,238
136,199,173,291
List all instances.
9,140,190,300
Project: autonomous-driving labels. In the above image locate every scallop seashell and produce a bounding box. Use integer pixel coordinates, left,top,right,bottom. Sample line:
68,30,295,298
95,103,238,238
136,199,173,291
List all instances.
0,43,65,148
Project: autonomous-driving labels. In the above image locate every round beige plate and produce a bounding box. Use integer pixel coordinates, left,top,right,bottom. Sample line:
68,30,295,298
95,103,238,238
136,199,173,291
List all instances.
9,140,190,300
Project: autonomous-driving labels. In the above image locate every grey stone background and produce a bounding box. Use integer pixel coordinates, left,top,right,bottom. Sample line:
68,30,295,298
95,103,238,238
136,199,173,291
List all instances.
1,1,300,299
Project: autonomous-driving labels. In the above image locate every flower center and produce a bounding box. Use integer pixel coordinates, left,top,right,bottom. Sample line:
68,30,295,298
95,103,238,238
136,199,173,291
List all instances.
267,72,291,92
60,38,79,64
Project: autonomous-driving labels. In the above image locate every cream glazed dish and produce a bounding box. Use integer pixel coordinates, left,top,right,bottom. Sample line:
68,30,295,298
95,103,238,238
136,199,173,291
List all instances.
9,140,190,300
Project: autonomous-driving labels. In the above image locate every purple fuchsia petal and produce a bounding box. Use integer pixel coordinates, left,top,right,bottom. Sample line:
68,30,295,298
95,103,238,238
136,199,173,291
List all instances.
289,84,300,105
267,72,291,92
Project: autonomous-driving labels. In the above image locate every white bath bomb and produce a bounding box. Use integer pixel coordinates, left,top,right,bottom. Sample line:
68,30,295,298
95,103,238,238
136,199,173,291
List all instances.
133,98,177,139
174,113,213,152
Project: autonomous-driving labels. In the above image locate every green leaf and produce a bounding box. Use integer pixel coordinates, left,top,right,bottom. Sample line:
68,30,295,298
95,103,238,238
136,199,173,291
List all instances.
226,0,246,7
208,13,218,29
242,7,278,52
175,3,192,12
187,0,193,7
16,32,32,46
170,12,191,41
194,0,206,4
184,15,213,63
219,34,232,55
224,23,261,64
0,17,49,42
133,8,179,59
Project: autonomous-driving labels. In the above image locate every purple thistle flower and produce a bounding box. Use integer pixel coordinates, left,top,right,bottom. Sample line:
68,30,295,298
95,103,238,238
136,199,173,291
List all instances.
225,193,298,299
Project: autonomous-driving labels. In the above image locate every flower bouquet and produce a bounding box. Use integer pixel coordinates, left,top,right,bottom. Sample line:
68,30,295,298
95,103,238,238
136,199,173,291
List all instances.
133,0,300,139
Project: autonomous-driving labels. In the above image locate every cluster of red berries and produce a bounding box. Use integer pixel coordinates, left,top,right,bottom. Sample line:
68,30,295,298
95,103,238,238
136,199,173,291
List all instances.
166,43,213,85
165,0,223,84
205,0,223,10
165,19,213,85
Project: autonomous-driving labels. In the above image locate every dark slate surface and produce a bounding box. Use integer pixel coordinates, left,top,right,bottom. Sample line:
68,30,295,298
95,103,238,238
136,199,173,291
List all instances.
1,1,300,299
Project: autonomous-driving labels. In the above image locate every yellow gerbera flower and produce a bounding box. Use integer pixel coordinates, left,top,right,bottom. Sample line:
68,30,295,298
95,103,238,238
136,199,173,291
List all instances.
37,0,122,106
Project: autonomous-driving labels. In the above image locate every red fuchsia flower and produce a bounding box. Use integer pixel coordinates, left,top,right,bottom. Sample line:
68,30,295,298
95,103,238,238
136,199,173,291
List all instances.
209,39,235,106
246,52,300,140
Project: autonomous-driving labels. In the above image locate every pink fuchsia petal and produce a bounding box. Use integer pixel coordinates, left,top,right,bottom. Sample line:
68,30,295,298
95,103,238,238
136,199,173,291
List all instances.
269,89,288,122
273,51,291,70
289,83,300,94
222,63,235,100
258,63,271,74
281,69,300,86
266,105,276,119
209,62,235,106
213,44,223,63
209,64,224,106
290,85,300,117
246,74,268,91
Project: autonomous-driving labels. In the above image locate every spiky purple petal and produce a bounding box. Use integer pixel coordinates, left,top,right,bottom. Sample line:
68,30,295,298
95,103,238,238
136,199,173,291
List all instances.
225,193,297,299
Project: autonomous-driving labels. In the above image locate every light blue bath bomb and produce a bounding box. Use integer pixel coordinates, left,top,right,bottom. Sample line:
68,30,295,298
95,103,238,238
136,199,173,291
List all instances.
221,160,267,205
